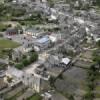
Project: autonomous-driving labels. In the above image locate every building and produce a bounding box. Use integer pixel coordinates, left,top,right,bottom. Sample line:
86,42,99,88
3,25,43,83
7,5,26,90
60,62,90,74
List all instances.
5,66,41,92
25,28,44,38
48,8,58,21
61,58,70,65
49,33,62,43
0,78,7,91
12,45,33,61
34,36,51,51
42,92,52,100
6,28,18,35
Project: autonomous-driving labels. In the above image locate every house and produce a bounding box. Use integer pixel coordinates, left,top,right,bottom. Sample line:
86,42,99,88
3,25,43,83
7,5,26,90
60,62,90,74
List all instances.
48,8,58,21
0,78,7,91
42,92,52,100
47,55,60,66
6,28,18,36
12,46,23,61
61,58,70,65
49,33,62,43
5,66,41,92
12,44,34,61
74,17,85,24
44,52,71,67
34,36,51,51
25,28,44,38
6,67,24,81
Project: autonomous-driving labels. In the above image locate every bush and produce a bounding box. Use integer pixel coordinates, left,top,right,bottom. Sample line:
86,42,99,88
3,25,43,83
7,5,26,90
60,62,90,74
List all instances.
15,63,24,69
22,59,30,66
30,52,38,63
7,24,12,27
84,92,94,100
68,95,74,100
22,55,27,59
20,21,25,25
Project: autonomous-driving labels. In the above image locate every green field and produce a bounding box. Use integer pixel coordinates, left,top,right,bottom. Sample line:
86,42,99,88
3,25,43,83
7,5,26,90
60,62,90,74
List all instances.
27,94,42,100
0,39,20,48
0,38,20,58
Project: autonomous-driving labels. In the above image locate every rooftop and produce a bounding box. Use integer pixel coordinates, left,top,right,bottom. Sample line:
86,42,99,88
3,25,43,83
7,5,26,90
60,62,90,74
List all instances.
37,36,50,44
6,67,24,78
61,58,70,65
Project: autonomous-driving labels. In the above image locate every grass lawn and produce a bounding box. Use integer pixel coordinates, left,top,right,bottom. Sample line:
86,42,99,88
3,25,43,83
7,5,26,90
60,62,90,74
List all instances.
0,23,9,31
0,39,20,49
27,94,42,100
0,38,20,58
95,86,100,91
95,93,100,98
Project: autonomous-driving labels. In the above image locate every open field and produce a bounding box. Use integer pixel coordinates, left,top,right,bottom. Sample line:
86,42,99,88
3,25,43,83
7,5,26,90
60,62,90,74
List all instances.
27,94,42,100
0,38,20,58
0,39,20,49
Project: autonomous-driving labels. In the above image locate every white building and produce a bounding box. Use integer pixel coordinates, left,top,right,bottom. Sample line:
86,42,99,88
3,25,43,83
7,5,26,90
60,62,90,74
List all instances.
25,28,44,38
61,58,70,65
5,66,41,92
49,33,62,43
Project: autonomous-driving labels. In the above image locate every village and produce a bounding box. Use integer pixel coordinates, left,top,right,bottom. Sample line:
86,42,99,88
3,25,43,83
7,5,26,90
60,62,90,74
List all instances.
0,0,100,100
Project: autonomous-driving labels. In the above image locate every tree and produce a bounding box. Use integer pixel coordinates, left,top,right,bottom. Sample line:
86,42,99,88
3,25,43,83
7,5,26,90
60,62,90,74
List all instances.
93,0,100,7
49,76,55,87
92,49,100,68
30,52,38,63
8,49,13,60
22,55,27,59
97,40,100,47
15,63,24,69
22,59,29,66
84,91,94,100
68,95,74,100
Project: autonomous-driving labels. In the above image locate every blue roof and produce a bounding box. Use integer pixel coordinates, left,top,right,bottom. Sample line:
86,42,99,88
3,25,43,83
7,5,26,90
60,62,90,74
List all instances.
37,36,49,44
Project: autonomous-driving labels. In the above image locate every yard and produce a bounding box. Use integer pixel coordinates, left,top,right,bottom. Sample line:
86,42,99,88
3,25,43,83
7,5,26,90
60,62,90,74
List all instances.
0,38,20,58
